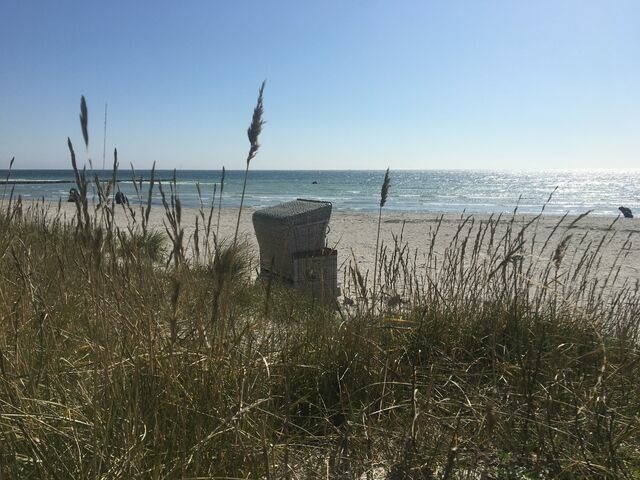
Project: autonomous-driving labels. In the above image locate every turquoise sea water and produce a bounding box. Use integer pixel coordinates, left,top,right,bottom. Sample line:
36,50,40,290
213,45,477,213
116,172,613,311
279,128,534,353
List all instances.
1,169,639,216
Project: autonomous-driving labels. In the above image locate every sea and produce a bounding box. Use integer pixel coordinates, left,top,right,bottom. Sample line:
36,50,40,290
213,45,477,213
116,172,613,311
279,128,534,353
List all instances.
1,169,639,217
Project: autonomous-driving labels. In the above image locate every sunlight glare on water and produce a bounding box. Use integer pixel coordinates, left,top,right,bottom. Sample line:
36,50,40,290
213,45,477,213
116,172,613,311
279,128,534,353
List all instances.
2,169,639,216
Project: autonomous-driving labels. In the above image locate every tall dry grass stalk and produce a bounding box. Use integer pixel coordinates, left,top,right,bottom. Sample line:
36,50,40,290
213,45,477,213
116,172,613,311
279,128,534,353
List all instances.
159,170,185,267
216,166,226,242
2,156,15,204
193,176,217,262
68,137,91,236
373,167,390,304
233,81,265,245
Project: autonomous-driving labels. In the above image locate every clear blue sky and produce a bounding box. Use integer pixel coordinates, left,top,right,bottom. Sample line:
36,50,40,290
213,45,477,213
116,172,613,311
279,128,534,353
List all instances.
1,1,638,170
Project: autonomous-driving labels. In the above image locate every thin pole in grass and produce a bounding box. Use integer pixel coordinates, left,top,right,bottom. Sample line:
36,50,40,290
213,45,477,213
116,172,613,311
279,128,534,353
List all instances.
373,168,390,307
233,80,266,246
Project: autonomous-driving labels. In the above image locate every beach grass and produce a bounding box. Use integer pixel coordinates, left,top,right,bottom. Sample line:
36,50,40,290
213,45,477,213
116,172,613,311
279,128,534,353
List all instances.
2,189,639,480
0,99,639,479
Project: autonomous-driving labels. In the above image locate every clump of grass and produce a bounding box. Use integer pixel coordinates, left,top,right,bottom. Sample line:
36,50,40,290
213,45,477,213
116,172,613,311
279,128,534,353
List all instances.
117,228,166,262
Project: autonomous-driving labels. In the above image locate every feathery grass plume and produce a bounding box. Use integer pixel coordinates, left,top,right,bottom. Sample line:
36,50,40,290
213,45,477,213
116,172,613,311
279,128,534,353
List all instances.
380,167,390,208
80,95,89,148
373,168,390,306
234,81,266,245
247,83,265,163
553,234,573,270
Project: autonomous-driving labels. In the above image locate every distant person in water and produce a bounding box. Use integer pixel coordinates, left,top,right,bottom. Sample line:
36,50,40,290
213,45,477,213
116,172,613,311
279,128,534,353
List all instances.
115,192,128,205
619,206,633,218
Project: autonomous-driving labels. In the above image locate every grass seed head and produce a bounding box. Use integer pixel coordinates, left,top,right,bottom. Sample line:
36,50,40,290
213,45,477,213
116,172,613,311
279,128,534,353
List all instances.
80,95,89,148
246,81,266,164
553,234,572,269
380,167,391,208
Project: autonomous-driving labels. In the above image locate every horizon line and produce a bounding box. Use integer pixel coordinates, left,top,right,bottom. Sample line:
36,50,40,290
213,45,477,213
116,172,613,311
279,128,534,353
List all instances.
4,167,640,173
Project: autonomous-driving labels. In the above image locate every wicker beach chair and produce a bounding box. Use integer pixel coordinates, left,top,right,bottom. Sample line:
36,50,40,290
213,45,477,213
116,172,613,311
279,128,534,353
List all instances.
252,199,332,282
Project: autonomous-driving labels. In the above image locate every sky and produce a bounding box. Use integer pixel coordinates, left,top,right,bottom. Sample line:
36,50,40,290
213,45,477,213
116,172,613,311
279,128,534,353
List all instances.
1,1,639,171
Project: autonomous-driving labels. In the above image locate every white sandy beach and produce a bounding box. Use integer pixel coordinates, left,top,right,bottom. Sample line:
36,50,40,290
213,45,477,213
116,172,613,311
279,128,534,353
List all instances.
222,207,639,287
23,199,640,290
